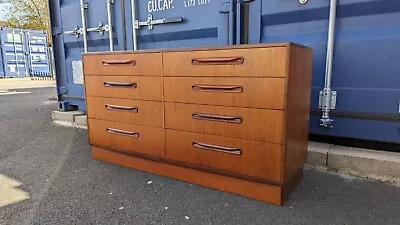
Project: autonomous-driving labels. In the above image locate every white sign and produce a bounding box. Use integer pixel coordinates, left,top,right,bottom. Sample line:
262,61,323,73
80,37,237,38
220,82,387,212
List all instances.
148,0,174,13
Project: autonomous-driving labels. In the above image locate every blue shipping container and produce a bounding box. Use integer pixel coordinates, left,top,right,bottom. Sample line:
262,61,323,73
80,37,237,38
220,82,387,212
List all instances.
0,27,50,78
49,0,400,144
25,30,51,77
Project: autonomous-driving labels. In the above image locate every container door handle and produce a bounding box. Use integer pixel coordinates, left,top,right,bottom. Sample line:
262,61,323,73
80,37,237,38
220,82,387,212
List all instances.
192,113,242,124
104,81,137,88
191,57,244,65
192,84,243,93
192,142,242,155
105,104,138,113
107,128,139,138
102,60,136,66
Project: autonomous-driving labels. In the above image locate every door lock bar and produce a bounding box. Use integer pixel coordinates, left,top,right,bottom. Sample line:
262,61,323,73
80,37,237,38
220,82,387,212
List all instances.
65,22,110,37
135,14,183,30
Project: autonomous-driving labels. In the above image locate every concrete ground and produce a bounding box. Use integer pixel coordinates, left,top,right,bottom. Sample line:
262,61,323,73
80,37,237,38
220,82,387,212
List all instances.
1,87,400,225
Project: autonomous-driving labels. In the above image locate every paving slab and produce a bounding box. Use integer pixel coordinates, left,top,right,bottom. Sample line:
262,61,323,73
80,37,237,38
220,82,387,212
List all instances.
307,142,332,166
328,145,400,179
74,115,87,127
52,111,85,123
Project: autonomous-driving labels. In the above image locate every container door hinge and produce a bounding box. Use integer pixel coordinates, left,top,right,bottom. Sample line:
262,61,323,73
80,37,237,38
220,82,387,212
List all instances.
134,14,183,30
51,27,63,36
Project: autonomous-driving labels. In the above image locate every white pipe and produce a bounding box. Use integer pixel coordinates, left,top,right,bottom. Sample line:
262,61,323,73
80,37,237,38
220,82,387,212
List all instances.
131,0,138,50
324,0,337,91
321,0,337,126
80,0,88,52
106,0,114,51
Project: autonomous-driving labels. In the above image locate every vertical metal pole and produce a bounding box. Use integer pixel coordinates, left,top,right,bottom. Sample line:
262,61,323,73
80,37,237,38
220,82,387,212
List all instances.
236,0,242,45
106,0,114,51
320,0,337,128
80,0,88,52
120,0,127,50
23,30,29,78
131,0,138,50
12,29,19,77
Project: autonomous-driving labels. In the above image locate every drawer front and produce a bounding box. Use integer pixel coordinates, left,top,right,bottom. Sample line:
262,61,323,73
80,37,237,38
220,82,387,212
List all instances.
166,130,282,183
85,76,162,101
83,53,162,76
88,119,165,157
163,47,287,77
87,97,163,127
164,77,285,109
165,103,284,143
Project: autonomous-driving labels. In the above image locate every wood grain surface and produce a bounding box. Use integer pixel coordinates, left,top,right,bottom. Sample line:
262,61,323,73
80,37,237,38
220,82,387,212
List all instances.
88,119,165,157
164,77,285,109
165,130,282,183
165,102,284,143
83,53,162,76
84,76,162,101
86,96,163,127
163,47,287,77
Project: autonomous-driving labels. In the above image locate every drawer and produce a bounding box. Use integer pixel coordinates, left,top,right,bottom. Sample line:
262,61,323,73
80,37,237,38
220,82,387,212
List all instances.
85,75,162,101
166,130,282,183
86,96,163,127
83,53,162,76
165,103,284,143
88,119,165,157
164,77,285,109
163,47,287,77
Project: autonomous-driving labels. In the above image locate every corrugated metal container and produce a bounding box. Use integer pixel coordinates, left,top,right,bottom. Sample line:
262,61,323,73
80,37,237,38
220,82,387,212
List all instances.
25,30,51,77
0,27,50,78
49,0,400,144
0,28,28,78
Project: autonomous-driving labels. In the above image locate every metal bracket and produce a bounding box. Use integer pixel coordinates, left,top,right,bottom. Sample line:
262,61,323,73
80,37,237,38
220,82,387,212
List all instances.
64,22,110,37
80,3,88,9
51,27,63,36
319,90,337,110
299,0,308,4
135,14,183,30
219,1,234,13
87,22,110,36
64,26,82,37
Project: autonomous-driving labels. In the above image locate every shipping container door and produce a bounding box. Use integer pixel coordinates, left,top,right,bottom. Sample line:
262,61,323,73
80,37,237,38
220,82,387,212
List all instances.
125,0,234,50
246,0,400,144
0,29,28,78
50,0,128,111
26,30,50,77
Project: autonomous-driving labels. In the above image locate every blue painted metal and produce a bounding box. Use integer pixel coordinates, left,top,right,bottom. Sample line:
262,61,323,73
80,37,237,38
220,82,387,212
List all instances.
0,27,50,78
0,28,29,78
248,0,400,143
25,30,51,77
49,0,234,112
49,0,400,144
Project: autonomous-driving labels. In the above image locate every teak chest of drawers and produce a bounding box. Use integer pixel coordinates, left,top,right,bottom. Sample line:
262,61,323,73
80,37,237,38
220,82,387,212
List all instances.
82,43,313,206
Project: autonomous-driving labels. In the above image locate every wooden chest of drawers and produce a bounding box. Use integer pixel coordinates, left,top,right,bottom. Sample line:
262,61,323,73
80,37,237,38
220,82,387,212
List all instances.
82,43,313,206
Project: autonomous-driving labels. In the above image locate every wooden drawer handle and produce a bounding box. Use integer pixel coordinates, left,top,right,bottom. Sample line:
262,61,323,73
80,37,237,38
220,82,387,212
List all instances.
191,57,244,65
192,113,242,124
102,60,136,66
104,81,137,88
106,128,139,138
192,84,243,93
105,104,138,113
193,142,242,155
